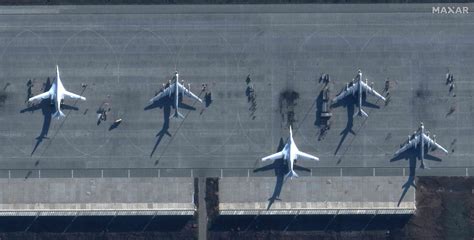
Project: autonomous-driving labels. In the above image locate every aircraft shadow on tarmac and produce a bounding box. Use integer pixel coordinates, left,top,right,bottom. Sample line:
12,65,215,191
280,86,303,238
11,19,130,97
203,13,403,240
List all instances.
144,94,197,159
19,78,78,156
331,95,355,156
253,138,311,210
108,121,121,131
390,147,443,207
332,92,381,156
145,96,172,159
314,90,324,127
314,89,332,141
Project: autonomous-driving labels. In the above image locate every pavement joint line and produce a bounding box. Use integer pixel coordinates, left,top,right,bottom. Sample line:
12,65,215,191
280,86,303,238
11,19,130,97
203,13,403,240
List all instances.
362,213,377,231
333,96,384,164
0,167,471,178
24,215,38,232
293,81,325,146
142,213,156,232
63,214,78,233
1,6,471,180
283,214,298,232
153,91,204,166
32,87,87,163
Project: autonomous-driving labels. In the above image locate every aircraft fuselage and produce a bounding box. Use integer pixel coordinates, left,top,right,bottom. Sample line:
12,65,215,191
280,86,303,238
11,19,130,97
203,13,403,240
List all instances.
52,76,65,116
174,72,180,115
358,72,363,110
420,124,425,162
282,134,298,173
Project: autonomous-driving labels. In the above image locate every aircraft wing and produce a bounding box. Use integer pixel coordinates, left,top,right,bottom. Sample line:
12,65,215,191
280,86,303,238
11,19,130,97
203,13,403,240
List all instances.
423,134,449,154
262,151,284,162
296,151,319,161
361,81,386,101
28,91,51,102
394,135,419,156
332,83,357,103
178,84,202,103
64,90,86,101
149,83,175,103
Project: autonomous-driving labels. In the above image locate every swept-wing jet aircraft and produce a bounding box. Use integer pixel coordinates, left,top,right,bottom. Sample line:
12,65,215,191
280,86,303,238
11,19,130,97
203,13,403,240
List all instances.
261,126,319,179
149,71,202,118
394,122,448,169
332,70,386,117
28,65,86,119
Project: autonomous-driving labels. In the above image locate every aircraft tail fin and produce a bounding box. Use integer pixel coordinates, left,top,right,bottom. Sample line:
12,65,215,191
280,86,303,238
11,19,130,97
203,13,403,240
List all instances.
170,111,185,119
285,170,299,180
419,160,429,169
52,110,65,119
355,108,368,117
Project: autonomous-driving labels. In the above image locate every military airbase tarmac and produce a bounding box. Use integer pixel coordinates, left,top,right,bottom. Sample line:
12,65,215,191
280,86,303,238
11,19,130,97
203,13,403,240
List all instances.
0,3,472,236
0,4,472,177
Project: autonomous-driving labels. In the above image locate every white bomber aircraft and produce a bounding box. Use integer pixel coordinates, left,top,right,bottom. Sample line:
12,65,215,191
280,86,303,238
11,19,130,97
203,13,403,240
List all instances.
332,69,386,117
394,122,448,169
28,65,86,119
261,126,319,179
149,71,202,119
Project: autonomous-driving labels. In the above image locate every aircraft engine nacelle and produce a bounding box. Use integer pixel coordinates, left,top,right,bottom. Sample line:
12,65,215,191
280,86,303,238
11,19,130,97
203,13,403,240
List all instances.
431,135,437,149
168,80,172,97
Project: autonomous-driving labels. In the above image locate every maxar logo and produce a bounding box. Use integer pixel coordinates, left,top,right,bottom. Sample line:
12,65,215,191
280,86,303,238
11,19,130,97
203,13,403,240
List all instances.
432,6,469,14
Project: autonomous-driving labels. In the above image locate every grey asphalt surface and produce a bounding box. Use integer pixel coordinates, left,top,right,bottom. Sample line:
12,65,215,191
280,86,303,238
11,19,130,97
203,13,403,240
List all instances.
0,4,472,177
219,177,415,213
0,178,195,214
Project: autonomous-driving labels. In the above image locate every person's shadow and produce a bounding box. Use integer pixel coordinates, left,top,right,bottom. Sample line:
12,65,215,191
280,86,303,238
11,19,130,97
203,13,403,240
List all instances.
253,138,310,210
